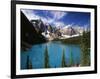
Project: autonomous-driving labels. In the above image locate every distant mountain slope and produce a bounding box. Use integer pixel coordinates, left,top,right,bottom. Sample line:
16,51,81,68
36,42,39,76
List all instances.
31,20,54,33
60,26,84,36
21,11,89,50
21,11,47,50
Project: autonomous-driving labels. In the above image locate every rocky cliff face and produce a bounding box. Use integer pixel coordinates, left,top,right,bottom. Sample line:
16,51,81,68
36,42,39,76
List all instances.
21,11,47,50
31,20,54,34
29,18,85,40
21,11,88,48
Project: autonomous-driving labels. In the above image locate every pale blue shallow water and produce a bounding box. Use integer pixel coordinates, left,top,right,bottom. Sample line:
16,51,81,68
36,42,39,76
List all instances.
21,41,81,69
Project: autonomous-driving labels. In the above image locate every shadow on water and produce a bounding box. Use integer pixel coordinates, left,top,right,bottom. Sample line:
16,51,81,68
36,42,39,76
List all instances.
21,41,81,69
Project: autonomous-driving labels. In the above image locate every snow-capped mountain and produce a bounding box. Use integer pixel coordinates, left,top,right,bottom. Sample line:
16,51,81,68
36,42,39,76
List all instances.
30,19,89,40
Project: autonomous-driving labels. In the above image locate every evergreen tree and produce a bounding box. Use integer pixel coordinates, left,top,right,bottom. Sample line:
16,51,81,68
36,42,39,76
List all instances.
69,48,74,66
61,48,66,67
44,46,50,68
26,55,33,69
80,31,90,66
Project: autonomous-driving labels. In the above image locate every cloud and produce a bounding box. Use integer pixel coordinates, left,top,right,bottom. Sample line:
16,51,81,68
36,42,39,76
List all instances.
50,11,67,20
21,9,54,24
53,21,65,27
40,17,49,24
22,10,45,22
21,9,41,20
21,9,67,27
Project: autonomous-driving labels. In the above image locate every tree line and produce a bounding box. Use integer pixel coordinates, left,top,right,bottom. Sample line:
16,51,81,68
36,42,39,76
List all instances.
26,31,90,69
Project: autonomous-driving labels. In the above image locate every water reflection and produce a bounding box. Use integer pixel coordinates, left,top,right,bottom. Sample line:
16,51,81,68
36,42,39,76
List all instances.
21,41,81,69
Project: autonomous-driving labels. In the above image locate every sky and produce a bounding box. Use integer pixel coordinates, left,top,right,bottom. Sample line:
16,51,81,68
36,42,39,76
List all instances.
21,9,90,28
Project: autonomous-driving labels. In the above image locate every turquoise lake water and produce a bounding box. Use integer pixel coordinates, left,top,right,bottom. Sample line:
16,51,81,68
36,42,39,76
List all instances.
21,41,81,69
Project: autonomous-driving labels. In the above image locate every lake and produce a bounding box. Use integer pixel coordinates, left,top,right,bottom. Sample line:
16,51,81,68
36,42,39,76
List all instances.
21,41,81,69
